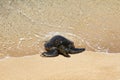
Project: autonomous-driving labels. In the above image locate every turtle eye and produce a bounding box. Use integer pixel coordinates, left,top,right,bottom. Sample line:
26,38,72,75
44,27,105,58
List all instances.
45,48,50,51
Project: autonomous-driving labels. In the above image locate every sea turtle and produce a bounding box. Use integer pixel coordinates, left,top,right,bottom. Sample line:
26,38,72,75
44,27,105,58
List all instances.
41,35,85,57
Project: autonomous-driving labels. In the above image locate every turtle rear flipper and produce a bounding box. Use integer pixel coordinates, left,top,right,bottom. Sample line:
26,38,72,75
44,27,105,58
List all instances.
41,49,59,57
69,48,85,54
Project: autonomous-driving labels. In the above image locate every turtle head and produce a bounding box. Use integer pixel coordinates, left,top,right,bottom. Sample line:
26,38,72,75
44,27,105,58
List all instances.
44,42,53,51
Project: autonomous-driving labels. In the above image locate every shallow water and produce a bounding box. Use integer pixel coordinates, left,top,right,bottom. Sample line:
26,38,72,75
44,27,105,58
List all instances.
0,0,120,58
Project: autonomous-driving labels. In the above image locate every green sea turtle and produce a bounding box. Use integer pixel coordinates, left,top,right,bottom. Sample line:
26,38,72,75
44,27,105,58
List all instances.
41,35,85,57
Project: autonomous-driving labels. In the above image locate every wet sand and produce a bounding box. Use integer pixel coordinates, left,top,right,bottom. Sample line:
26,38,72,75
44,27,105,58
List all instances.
0,51,120,80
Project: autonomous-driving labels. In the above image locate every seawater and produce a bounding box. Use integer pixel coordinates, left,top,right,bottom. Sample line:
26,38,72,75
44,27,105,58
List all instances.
0,0,120,58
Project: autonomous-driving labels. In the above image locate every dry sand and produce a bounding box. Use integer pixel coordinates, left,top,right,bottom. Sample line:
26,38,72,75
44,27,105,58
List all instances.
0,51,120,80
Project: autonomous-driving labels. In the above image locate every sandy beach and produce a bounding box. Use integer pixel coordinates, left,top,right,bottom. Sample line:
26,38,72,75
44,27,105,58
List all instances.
0,51,120,80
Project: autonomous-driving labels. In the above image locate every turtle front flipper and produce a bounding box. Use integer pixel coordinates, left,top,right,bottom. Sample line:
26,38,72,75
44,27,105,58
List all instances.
69,48,85,54
41,49,59,57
